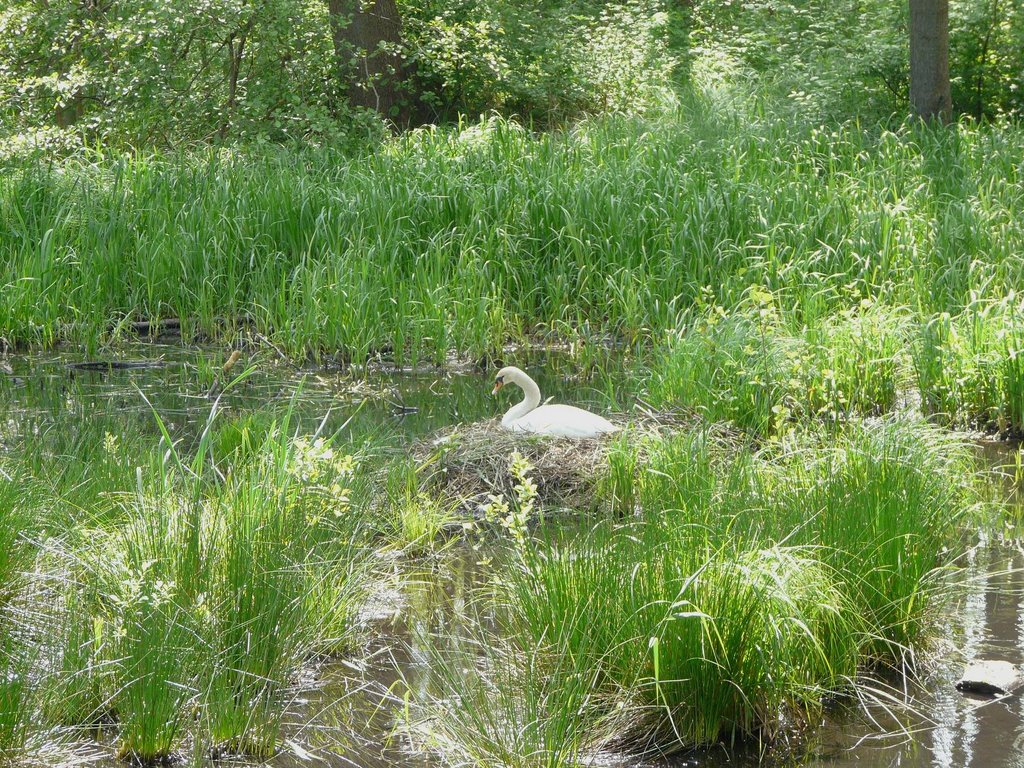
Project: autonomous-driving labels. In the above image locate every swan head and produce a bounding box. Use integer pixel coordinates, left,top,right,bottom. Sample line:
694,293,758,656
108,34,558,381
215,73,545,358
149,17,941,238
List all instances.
491,366,526,395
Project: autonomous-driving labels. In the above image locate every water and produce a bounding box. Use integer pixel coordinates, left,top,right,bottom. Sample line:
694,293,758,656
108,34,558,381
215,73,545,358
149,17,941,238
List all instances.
0,344,625,446
3,344,1024,768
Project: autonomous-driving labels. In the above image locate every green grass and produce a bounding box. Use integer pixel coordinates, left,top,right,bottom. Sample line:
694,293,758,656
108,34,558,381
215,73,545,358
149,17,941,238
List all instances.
5,99,1024,440
783,424,971,656
409,611,606,768
0,470,40,609
381,457,459,551
0,362,999,765
0,94,1020,764
0,470,43,762
0,627,34,763
411,420,978,762
645,296,1024,437
914,302,1024,435
11,402,377,763
1,105,1022,370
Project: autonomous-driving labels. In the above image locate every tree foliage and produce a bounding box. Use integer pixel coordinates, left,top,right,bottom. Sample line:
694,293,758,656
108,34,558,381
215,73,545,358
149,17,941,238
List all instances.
0,0,359,149
692,0,1022,121
0,0,1021,150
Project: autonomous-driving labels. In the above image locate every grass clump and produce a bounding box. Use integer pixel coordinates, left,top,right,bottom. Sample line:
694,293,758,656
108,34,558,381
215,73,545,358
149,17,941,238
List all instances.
381,458,458,551
777,423,972,657
409,620,608,768
0,470,41,608
648,296,1024,438
0,471,44,763
0,626,36,763
411,420,977,763
35,411,373,763
915,301,1024,435
648,300,911,436
639,546,859,747
802,303,909,419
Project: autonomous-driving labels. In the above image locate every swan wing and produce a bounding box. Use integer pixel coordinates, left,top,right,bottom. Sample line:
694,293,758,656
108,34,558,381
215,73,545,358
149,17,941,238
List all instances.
508,404,618,438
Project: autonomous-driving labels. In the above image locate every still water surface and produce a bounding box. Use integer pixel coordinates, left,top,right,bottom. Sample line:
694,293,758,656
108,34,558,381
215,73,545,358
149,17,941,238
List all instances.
2,345,1023,768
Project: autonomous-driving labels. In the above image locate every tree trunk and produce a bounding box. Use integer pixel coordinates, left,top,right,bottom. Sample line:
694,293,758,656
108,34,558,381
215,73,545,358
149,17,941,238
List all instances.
220,27,250,140
909,0,952,121
328,0,411,124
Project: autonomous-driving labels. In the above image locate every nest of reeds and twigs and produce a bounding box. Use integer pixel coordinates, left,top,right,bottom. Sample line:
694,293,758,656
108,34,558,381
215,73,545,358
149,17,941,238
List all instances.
412,407,703,514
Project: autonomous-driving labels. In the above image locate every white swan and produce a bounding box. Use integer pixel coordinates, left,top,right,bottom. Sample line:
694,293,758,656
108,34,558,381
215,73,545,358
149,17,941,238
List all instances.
491,366,618,438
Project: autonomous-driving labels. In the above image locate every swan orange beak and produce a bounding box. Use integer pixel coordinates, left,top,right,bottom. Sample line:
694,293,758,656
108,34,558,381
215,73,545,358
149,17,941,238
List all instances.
491,381,503,395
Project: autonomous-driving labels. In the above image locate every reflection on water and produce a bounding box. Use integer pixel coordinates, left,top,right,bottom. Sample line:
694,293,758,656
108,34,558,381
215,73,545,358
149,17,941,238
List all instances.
3,345,1024,768
792,542,1024,768
0,344,626,448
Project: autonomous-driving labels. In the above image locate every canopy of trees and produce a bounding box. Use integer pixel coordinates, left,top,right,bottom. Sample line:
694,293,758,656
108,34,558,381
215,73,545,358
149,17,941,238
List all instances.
0,0,1021,151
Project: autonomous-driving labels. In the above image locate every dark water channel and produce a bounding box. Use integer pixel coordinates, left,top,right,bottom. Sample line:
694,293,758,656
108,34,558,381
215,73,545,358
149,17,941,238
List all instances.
3,345,1024,768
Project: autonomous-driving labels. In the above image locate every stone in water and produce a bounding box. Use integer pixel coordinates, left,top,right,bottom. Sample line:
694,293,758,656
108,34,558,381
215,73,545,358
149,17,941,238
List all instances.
956,660,1023,696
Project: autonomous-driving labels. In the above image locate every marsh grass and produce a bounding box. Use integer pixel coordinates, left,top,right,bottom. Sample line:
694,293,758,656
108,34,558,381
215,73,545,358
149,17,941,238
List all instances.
410,616,616,768
19,396,377,763
413,420,977,763
915,302,1024,435
0,472,44,762
42,587,115,729
644,298,1024,440
115,599,197,761
11,414,156,530
648,302,912,436
383,458,458,551
1,99,1021,763
778,424,972,657
0,471,39,608
2,109,1023,372
204,515,299,757
804,305,908,418
0,620,35,763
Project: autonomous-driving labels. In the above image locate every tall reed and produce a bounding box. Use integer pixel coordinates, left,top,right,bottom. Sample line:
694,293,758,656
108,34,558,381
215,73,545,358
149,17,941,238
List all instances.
915,301,1024,434
32,401,374,762
1,109,1022,367
415,421,977,762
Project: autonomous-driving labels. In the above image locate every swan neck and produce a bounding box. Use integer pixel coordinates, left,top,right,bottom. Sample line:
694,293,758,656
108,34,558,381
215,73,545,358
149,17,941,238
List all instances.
517,373,542,410
503,372,542,425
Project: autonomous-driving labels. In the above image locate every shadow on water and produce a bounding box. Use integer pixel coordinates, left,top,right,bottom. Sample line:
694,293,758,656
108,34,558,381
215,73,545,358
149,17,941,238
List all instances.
3,346,1024,768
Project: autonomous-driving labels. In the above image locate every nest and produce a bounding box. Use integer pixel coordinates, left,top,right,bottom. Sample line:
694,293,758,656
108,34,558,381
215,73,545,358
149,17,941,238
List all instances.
413,410,703,513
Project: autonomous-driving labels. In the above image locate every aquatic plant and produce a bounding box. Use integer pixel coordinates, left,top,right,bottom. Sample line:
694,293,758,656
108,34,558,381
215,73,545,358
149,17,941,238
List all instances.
1,109,1022,373
801,304,909,419
21,400,376,761
409,611,615,768
41,587,114,728
202,475,304,756
777,422,973,657
914,301,1024,435
383,458,458,551
648,300,912,436
0,623,35,763
415,420,976,762
0,470,39,608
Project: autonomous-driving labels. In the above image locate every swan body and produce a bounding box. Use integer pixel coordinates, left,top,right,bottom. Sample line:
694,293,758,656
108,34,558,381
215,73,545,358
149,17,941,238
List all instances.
492,366,618,438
